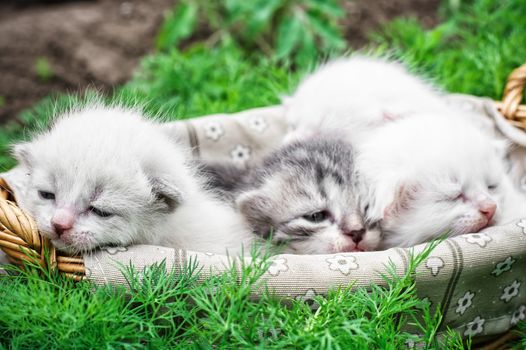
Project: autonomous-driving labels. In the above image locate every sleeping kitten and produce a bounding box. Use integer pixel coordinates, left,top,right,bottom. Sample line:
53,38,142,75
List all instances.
284,55,519,248
357,114,509,248
11,106,255,255
283,55,448,144
202,137,382,254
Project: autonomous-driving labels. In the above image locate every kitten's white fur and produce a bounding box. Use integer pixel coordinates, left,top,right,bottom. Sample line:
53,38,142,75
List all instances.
12,106,255,255
284,56,447,144
285,55,526,248
357,114,508,248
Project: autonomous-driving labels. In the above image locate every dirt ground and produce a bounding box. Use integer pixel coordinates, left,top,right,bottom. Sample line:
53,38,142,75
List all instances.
343,0,441,47
0,0,440,123
0,0,174,123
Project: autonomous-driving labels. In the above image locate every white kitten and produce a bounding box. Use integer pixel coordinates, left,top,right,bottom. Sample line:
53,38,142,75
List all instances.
284,55,448,144
12,106,255,255
285,55,522,248
356,114,508,248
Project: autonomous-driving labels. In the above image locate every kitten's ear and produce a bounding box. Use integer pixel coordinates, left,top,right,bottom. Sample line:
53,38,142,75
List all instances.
149,176,184,213
236,190,273,238
383,183,419,219
11,143,34,169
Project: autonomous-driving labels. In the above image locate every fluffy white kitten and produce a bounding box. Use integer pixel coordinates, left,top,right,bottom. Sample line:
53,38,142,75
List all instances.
12,106,255,255
357,114,508,248
285,55,523,248
284,55,448,144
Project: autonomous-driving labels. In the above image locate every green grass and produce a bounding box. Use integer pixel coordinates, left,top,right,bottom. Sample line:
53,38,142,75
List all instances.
371,0,526,99
1,0,525,348
0,245,468,349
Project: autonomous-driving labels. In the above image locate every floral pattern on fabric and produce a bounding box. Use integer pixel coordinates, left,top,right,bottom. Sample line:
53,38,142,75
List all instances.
296,289,320,311
247,116,268,133
104,246,128,255
326,255,358,275
464,316,485,337
425,256,444,276
492,256,516,276
500,280,521,303
511,305,526,326
456,291,475,315
203,121,225,141
268,258,289,276
464,233,492,247
230,144,251,164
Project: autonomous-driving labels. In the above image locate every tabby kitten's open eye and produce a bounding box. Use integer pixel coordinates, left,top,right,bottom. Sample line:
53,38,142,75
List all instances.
89,206,114,218
38,190,55,200
302,210,330,223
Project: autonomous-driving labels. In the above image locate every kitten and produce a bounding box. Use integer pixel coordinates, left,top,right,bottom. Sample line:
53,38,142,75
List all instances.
357,113,508,248
283,55,448,144
284,55,518,248
11,106,255,255
202,137,382,254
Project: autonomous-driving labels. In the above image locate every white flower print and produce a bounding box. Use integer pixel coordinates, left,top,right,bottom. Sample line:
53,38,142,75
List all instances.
500,280,521,302
425,257,444,276
464,233,492,247
464,316,485,337
492,256,516,276
268,258,288,276
326,255,359,275
104,246,128,255
455,291,475,315
230,144,251,164
511,305,526,325
247,116,267,133
203,121,224,141
296,289,319,311
518,219,526,234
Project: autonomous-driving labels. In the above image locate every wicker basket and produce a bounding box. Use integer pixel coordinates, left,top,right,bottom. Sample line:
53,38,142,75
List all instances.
0,64,525,349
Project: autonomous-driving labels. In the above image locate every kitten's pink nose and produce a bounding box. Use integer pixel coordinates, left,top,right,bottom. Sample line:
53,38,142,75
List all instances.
51,208,75,237
478,200,496,221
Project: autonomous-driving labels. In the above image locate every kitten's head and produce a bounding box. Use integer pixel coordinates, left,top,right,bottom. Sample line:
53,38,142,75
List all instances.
359,113,508,248
12,106,187,254
237,139,381,254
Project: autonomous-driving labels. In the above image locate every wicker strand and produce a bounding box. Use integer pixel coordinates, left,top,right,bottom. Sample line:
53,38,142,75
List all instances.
496,63,526,130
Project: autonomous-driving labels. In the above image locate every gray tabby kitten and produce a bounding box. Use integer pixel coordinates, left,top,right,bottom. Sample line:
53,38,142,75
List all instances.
202,137,382,254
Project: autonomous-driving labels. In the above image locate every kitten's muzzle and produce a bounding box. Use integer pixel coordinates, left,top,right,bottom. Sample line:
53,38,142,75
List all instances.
51,208,76,237
478,200,496,222
342,227,365,243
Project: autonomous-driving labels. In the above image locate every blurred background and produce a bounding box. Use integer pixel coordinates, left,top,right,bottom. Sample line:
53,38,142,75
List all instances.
0,0,440,122
0,0,524,168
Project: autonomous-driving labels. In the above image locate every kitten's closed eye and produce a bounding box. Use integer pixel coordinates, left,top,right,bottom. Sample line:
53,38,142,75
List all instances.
302,210,331,223
89,206,114,218
487,184,498,190
38,190,55,200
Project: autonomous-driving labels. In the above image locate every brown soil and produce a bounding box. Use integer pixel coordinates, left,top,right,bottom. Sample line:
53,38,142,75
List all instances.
343,0,441,48
0,0,174,123
0,0,440,123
